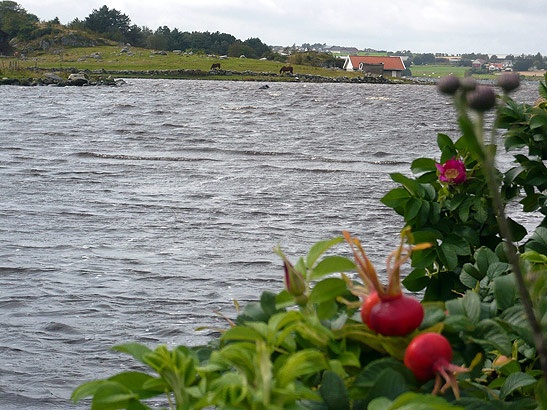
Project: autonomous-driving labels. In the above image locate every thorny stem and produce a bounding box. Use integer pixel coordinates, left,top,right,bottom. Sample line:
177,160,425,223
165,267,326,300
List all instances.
475,111,547,382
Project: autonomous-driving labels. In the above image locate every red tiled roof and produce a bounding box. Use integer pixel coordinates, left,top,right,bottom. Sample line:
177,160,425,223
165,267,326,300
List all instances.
349,56,406,71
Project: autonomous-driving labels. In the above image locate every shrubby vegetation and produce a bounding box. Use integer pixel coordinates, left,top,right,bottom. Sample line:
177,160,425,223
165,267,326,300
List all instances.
71,71,547,408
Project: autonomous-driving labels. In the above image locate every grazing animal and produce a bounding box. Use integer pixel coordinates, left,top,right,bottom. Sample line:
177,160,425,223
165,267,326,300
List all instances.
279,66,293,74
210,63,221,70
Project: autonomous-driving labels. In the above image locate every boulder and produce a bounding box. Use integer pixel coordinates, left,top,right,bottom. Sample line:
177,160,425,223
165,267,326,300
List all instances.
68,72,89,86
43,72,64,84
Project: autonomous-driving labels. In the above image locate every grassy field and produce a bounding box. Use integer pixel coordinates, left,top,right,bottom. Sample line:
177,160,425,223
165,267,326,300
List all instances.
1,46,362,79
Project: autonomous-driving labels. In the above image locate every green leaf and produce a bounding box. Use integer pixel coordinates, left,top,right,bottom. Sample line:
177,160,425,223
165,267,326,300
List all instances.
311,256,355,280
429,202,441,225
530,113,547,129
405,198,422,222
309,278,347,304
390,173,424,197
319,371,350,410
221,326,263,342
411,158,438,174
90,382,138,410
402,268,430,292
363,368,408,404
437,133,455,151
499,372,537,400
508,218,527,242
354,358,415,388
475,247,499,276
109,372,164,398
393,392,464,409
112,343,152,364
462,291,481,323
462,263,484,281
72,380,108,403
443,235,470,256
381,188,411,209
439,243,458,271
525,226,547,255
411,248,437,269
486,262,510,279
306,237,343,269
276,349,327,387
260,291,279,317
367,397,393,410
494,274,516,310
504,135,527,151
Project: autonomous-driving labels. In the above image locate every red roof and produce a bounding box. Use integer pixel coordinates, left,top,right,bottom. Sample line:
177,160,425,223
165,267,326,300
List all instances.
349,56,406,71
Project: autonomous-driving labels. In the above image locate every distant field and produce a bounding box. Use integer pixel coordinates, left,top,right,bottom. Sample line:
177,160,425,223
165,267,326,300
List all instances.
409,65,470,78
6,46,362,79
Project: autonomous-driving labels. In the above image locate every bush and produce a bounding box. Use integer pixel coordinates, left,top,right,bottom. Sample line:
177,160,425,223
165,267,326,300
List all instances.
72,75,547,409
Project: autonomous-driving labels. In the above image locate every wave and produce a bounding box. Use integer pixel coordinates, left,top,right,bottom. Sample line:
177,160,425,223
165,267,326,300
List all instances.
74,152,220,162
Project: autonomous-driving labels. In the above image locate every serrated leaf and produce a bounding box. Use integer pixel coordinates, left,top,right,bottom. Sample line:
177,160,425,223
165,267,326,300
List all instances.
402,268,430,292
306,237,343,269
276,349,327,387
494,274,516,310
320,371,350,410
499,372,537,399
309,278,347,304
381,188,412,208
462,291,481,323
112,343,152,364
411,158,438,174
72,380,109,403
311,256,355,280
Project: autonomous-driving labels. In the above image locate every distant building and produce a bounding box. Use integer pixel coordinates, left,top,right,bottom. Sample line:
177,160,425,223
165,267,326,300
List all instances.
343,55,406,77
328,46,360,54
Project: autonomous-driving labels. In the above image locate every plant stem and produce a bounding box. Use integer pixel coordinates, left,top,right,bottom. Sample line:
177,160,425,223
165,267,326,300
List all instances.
478,114,547,381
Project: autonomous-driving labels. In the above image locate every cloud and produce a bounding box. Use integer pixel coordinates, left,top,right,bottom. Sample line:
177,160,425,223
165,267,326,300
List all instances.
16,0,547,54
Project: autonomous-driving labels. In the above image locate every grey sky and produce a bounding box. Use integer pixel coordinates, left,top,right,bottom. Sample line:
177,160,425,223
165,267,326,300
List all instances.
17,0,547,55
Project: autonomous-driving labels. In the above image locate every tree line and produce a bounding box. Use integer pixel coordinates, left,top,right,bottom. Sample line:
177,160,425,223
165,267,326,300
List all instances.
0,2,273,58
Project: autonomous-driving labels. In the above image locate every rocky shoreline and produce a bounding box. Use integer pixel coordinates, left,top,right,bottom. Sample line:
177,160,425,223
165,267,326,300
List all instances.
0,66,411,86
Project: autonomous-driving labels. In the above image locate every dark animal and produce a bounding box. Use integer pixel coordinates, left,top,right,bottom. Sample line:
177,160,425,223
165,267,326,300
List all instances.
279,66,293,74
210,63,221,70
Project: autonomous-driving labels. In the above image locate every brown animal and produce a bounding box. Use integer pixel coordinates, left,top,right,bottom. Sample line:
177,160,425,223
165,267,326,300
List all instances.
279,66,293,74
210,63,221,70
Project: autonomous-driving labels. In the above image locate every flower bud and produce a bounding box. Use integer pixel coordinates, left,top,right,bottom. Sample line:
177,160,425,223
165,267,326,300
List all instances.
283,260,306,297
437,75,460,95
460,77,477,91
467,85,496,111
497,73,520,92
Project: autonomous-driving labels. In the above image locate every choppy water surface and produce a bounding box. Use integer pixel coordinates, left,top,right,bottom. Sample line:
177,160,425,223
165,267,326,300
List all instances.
0,79,539,408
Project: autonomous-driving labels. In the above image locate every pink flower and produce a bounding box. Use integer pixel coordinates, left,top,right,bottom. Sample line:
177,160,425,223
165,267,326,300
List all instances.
436,157,466,184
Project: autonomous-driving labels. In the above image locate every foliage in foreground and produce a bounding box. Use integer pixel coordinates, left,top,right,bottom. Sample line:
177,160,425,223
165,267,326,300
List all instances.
72,75,547,409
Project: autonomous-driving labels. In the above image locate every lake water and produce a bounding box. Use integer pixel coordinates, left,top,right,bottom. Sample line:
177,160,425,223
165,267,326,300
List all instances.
0,79,540,408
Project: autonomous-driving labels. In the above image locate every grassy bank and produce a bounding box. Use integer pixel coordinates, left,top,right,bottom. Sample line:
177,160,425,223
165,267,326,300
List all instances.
1,46,362,80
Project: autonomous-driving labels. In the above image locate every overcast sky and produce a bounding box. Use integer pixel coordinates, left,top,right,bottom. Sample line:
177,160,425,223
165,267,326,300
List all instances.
16,0,547,55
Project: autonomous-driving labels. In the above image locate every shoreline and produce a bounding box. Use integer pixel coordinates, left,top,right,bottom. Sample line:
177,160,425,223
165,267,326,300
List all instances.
0,66,419,86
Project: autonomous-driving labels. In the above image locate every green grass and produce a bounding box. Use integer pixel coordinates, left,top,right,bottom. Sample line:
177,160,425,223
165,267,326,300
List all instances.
409,65,470,78
10,46,361,79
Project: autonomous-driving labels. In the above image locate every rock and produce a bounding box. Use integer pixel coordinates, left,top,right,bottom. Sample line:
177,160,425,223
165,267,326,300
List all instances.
240,55,246,58
68,72,89,86
120,47,129,53
219,55,228,60
43,72,64,84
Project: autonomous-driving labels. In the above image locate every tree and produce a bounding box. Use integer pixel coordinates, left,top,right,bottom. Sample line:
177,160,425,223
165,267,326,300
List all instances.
84,5,131,41
0,1,38,39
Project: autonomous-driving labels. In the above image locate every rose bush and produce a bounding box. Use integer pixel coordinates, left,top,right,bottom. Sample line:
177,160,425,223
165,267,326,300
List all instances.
72,74,547,409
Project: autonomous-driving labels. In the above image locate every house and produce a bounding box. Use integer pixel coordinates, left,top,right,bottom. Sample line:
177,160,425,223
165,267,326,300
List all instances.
472,59,485,68
343,55,406,77
0,29,10,55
